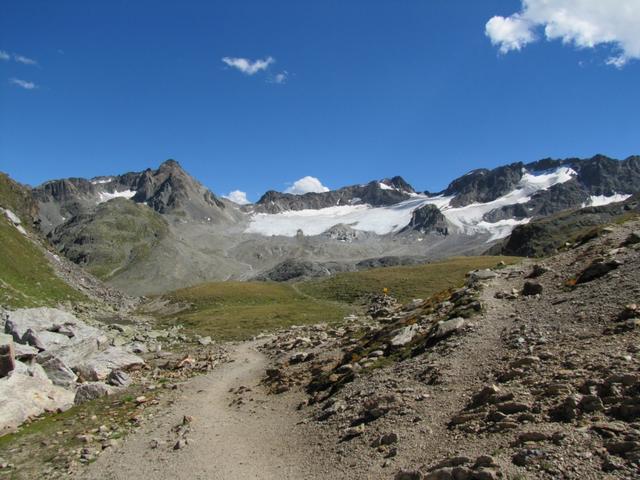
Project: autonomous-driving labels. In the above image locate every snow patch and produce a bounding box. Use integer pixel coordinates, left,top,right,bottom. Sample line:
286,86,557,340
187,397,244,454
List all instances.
91,178,114,185
582,193,632,208
97,190,136,204
378,182,394,191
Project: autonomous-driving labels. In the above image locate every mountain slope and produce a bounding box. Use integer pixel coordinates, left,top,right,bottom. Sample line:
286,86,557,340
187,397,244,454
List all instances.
34,159,238,233
48,198,169,280
20,153,640,295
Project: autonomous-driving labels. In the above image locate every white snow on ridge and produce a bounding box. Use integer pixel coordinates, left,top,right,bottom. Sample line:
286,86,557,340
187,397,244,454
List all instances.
247,196,430,236
246,167,577,241
582,193,631,208
378,182,394,190
97,190,136,204
91,178,114,185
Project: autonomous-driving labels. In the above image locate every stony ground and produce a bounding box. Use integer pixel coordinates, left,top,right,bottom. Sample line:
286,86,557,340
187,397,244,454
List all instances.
3,217,640,479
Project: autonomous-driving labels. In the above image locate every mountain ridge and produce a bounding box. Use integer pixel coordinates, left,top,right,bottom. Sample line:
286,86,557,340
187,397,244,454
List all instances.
4,152,640,294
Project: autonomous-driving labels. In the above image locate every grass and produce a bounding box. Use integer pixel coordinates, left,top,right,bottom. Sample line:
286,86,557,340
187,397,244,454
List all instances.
0,172,37,231
159,281,351,341
0,216,86,308
0,387,155,479
297,256,519,304
158,256,519,341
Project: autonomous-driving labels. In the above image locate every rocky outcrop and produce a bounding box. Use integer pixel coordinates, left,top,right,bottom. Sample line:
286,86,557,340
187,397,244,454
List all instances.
34,159,235,233
493,193,640,257
401,204,448,235
255,177,415,214
1,308,146,431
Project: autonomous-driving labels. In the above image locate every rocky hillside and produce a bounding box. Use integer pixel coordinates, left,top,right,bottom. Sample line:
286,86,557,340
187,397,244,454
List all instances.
257,216,640,479
492,193,640,257
34,159,238,234
48,198,169,280
3,153,639,295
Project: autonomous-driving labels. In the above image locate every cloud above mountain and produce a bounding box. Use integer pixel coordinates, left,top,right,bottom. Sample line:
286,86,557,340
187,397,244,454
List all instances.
223,190,251,205
285,176,329,195
485,0,640,66
222,56,275,75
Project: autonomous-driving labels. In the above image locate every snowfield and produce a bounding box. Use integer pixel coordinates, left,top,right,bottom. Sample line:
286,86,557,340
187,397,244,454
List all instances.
583,193,632,208
97,190,137,203
246,167,578,240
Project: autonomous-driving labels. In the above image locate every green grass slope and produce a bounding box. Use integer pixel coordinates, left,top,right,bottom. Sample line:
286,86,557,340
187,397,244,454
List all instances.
161,281,350,341
158,256,519,340
49,198,169,280
298,256,519,304
0,216,86,308
0,172,38,229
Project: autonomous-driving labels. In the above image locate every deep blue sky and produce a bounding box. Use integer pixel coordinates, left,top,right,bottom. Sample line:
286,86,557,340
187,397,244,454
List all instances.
1,1,639,200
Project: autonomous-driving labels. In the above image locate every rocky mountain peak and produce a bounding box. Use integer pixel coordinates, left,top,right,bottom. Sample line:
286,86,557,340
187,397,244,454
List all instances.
380,176,415,193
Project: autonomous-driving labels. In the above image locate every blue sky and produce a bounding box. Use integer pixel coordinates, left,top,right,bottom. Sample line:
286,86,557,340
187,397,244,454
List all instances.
1,0,639,202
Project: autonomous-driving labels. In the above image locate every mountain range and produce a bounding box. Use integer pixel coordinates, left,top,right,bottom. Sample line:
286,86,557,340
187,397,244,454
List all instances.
3,154,640,295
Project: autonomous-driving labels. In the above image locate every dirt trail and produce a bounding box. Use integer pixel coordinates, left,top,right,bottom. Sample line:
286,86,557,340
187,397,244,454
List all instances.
80,342,340,480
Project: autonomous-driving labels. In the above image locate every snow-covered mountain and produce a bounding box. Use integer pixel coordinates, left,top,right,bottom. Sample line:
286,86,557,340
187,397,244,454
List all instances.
10,153,640,294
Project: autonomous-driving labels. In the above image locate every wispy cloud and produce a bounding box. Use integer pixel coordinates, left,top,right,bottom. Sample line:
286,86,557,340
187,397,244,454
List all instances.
269,71,289,84
13,54,38,66
223,190,251,205
485,0,640,67
9,78,37,90
222,56,274,75
285,176,329,195
0,50,9,61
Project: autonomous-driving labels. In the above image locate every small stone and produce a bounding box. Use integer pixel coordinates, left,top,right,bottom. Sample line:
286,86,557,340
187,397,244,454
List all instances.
522,281,543,296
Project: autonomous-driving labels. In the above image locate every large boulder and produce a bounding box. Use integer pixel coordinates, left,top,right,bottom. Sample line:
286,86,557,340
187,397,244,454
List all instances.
4,308,108,350
38,355,78,388
75,347,144,381
0,335,15,378
0,371,74,433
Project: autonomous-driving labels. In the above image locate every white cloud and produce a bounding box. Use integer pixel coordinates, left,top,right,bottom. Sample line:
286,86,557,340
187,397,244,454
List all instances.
222,56,274,75
223,190,251,205
284,176,330,195
486,0,640,66
270,71,289,84
9,78,37,90
485,15,536,53
0,50,9,61
13,54,37,66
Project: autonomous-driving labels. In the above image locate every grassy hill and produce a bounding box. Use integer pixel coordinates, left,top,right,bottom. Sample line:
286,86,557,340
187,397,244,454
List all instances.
0,215,86,308
157,255,518,340
0,173,86,308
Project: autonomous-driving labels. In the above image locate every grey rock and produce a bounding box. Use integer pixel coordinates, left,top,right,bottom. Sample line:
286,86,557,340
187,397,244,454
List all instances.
390,324,419,347
0,340,15,378
38,355,77,388
74,382,114,405
75,346,144,381
0,370,74,431
106,369,131,387
430,318,465,341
